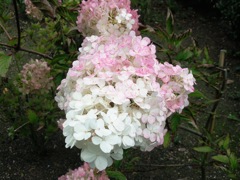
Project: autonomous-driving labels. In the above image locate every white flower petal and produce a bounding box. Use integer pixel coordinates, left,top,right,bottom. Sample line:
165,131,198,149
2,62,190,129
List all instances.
113,120,125,132
123,136,135,147
73,132,85,140
105,135,120,145
74,123,87,132
81,148,96,162
101,129,112,136
95,156,108,171
92,136,102,145
100,141,113,153
72,92,82,100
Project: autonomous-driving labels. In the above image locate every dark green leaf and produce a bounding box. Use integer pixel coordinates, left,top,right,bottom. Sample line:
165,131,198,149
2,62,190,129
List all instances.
176,29,192,42
106,171,127,180
163,131,171,148
27,109,38,124
54,73,65,86
193,146,213,153
229,153,238,170
227,114,240,122
46,124,57,133
51,54,69,65
0,51,12,77
189,90,208,99
8,38,18,46
212,155,229,164
176,50,193,61
166,8,174,35
223,134,230,150
170,113,182,132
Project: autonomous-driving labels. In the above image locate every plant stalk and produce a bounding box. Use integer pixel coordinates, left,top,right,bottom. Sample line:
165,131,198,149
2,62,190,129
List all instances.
201,50,227,180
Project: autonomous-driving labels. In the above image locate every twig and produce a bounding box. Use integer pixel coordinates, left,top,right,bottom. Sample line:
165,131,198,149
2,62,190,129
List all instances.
0,42,53,59
0,22,12,40
14,121,30,132
205,50,227,132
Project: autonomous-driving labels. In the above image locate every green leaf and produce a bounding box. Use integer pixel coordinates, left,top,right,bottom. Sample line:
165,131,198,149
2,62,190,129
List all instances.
163,131,171,148
203,47,213,64
51,54,68,65
0,51,12,77
106,171,127,180
8,38,18,46
223,134,230,150
27,109,38,124
170,113,182,132
176,49,193,61
166,8,174,35
46,124,57,133
175,29,192,42
189,90,208,99
54,73,65,86
227,114,240,122
229,153,238,170
193,146,213,153
212,155,229,164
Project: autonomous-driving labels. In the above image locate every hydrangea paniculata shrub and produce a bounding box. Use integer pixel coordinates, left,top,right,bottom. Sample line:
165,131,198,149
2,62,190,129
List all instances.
55,32,195,171
58,162,109,180
76,0,139,37
18,59,53,95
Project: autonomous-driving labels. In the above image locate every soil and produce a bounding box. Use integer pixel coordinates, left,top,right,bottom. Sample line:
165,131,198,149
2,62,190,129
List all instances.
0,1,240,180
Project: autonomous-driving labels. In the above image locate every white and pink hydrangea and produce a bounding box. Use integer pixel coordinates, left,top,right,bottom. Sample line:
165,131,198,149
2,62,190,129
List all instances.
55,32,195,171
76,0,139,37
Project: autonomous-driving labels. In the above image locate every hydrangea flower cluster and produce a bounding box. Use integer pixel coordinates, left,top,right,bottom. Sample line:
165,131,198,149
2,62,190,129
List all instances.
58,162,109,180
76,0,139,37
18,59,53,95
55,32,195,170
